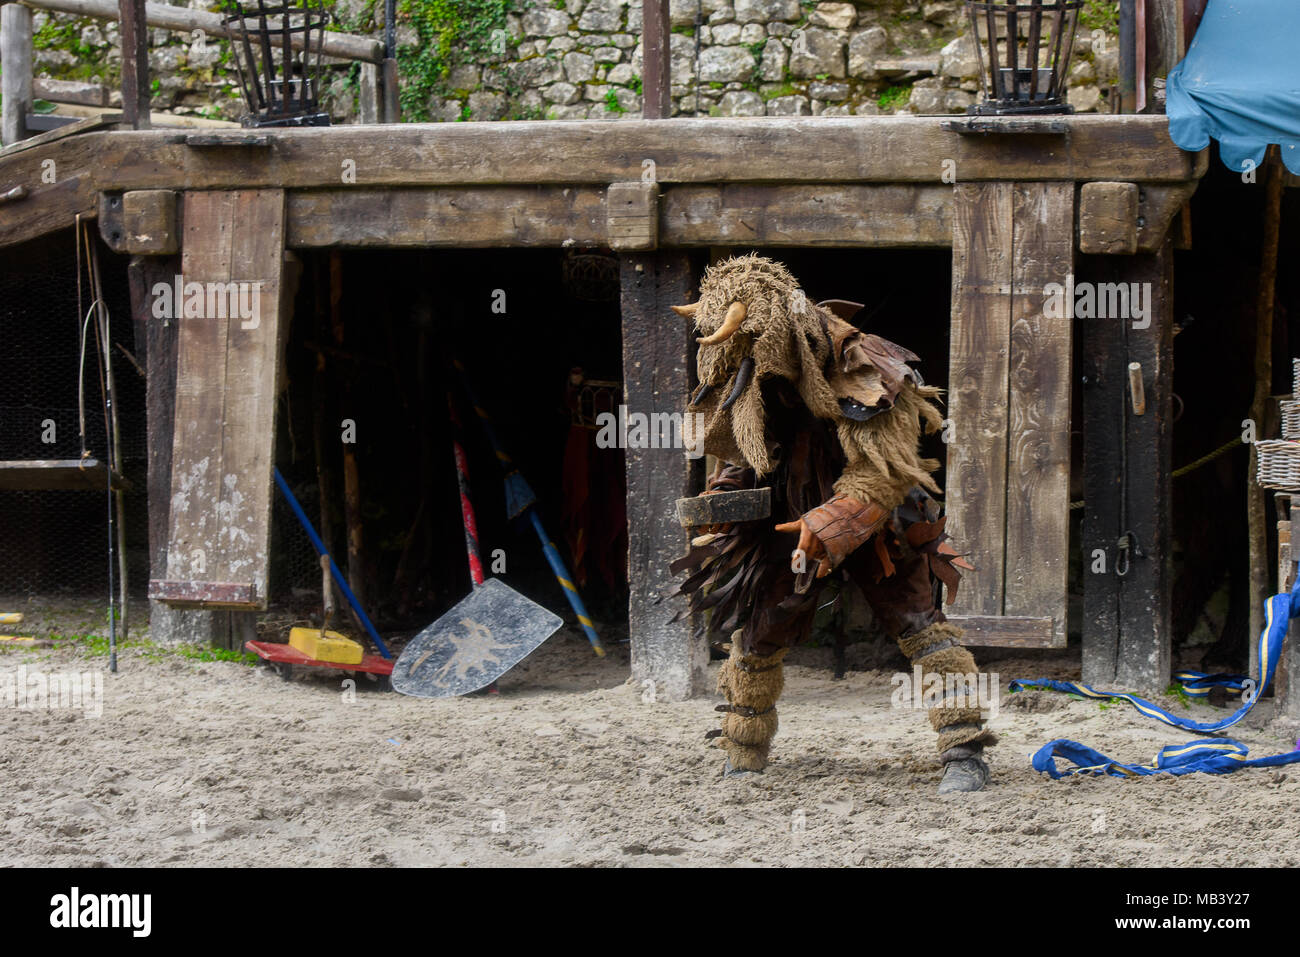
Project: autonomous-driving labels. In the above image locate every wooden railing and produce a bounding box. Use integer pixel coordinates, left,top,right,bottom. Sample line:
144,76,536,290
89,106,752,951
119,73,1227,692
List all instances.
1,0,394,147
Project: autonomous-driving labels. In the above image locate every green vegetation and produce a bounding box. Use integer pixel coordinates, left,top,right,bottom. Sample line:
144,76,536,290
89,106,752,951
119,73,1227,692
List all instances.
747,40,766,88
1080,0,1120,32
45,633,258,666
877,83,912,112
395,0,512,121
761,82,800,102
603,88,626,113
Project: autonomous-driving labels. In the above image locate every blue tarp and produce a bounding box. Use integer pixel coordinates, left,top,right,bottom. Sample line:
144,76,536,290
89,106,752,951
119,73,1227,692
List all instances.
1167,0,1300,175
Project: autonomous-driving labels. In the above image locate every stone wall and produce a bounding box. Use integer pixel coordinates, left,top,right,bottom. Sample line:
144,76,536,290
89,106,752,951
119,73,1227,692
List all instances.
22,0,1121,123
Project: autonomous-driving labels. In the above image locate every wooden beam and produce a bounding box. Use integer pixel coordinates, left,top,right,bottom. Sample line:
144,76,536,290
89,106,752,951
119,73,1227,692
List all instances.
0,459,128,490
118,0,150,129
33,77,108,107
641,0,671,119
619,251,706,701
946,616,1056,648
285,183,955,249
606,181,658,251
1135,181,1200,252
99,189,179,254
662,183,952,247
0,116,1203,193
153,189,287,611
287,186,606,247
2,2,34,147
946,182,1014,621
1078,181,1138,255
1080,240,1174,693
18,0,384,63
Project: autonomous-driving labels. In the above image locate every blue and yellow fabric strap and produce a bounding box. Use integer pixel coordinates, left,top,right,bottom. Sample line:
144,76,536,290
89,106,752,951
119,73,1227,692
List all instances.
1010,580,1300,777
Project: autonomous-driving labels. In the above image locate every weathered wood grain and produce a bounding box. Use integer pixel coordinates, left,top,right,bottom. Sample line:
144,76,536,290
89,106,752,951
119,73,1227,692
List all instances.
1080,242,1174,694
946,615,1056,648
1078,181,1138,255
19,0,384,63
606,180,658,251
99,189,179,254
1003,182,1073,647
1,3,34,147
2,115,1201,192
284,183,955,249
662,183,952,247
154,189,286,610
946,182,1013,620
620,250,707,700
286,186,605,247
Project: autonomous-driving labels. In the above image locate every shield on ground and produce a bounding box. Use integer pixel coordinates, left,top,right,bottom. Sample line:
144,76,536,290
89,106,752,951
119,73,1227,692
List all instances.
392,578,564,698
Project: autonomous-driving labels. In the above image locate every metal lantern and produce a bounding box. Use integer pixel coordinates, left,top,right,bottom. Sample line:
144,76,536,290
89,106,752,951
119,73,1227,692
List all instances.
224,0,331,128
966,0,1082,115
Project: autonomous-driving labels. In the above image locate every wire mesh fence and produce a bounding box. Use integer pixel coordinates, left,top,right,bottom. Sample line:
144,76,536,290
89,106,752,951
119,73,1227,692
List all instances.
0,232,148,633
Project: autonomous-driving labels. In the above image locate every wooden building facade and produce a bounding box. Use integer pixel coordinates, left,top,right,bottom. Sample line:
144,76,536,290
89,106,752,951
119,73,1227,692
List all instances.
0,112,1212,699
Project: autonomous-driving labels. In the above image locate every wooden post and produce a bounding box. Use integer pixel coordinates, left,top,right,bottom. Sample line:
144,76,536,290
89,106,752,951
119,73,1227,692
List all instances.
381,59,400,123
118,0,151,129
329,251,368,615
1118,0,1136,114
1081,238,1175,693
151,190,287,612
619,251,705,700
640,0,671,119
359,62,381,124
1,2,34,146
1247,148,1284,679
1282,508,1300,719
131,251,244,646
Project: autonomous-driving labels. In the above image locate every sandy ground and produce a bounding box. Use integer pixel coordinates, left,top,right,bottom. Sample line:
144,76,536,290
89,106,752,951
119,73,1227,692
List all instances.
2,624,1298,868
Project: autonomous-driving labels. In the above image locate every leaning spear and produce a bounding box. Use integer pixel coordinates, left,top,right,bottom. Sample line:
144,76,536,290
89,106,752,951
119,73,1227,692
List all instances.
452,359,604,657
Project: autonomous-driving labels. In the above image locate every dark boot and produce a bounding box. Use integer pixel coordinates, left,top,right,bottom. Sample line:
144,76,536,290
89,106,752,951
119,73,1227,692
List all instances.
938,743,990,794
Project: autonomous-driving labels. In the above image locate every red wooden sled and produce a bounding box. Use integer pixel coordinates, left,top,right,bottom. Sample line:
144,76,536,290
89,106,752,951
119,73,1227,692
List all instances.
245,640,395,683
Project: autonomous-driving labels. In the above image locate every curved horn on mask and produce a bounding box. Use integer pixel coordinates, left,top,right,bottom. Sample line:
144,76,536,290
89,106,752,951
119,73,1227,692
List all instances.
719,356,754,411
696,301,746,346
689,380,713,407
671,303,699,317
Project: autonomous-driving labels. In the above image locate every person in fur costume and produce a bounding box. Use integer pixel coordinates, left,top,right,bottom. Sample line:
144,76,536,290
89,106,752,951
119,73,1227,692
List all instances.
671,255,996,794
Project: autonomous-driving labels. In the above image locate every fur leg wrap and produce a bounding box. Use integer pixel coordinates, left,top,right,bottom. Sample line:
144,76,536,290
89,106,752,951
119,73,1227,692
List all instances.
713,639,787,772
897,622,998,754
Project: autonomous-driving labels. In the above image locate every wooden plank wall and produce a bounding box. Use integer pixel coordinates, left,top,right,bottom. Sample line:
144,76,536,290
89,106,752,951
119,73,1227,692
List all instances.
946,181,1074,647
152,189,287,609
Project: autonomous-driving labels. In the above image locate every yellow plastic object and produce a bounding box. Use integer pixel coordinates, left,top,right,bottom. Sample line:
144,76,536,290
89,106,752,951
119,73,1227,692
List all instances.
288,627,363,665
0,613,23,625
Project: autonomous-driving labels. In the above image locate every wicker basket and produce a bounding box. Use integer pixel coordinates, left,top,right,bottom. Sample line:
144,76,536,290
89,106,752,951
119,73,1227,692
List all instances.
1256,439,1300,490
1283,400,1300,440
1293,358,1300,398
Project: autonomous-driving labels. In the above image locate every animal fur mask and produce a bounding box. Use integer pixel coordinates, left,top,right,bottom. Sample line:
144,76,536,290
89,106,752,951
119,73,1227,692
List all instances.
677,255,943,505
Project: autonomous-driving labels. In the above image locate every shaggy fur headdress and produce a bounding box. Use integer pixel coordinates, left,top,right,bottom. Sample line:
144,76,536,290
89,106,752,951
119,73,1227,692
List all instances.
680,255,944,509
